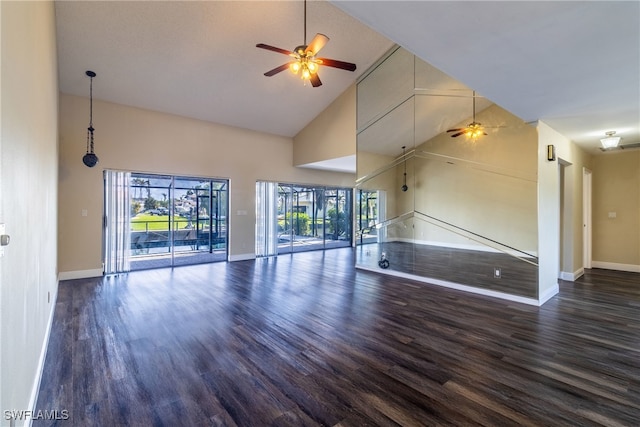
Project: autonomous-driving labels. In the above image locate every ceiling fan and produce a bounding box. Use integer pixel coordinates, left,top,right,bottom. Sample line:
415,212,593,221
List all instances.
446,90,488,141
256,0,357,87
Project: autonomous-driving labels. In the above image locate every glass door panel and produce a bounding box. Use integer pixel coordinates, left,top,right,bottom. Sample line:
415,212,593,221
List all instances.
129,174,228,270
325,188,352,249
357,190,379,245
130,174,173,270
277,185,293,254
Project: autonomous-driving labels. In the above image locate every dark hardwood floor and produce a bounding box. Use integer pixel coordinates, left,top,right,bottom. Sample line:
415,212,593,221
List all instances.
35,248,640,426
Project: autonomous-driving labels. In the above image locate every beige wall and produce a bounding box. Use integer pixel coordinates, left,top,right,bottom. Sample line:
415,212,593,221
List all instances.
293,84,356,166
1,1,59,423
58,95,355,274
412,104,538,253
592,150,640,269
560,142,592,276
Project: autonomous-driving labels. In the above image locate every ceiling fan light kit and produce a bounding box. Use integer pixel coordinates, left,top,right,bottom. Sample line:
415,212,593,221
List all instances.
446,90,488,141
256,0,356,87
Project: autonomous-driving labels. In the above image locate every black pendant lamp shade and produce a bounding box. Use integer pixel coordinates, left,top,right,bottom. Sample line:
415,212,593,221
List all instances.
82,70,99,168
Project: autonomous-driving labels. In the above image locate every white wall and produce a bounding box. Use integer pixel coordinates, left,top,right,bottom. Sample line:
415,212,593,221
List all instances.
58,95,355,276
1,2,59,425
537,122,564,302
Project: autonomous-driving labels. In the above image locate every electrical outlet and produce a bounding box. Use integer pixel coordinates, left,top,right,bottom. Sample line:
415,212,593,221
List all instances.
494,268,501,278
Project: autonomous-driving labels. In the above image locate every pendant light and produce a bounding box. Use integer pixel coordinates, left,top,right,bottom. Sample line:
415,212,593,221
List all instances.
82,70,99,168
401,146,408,192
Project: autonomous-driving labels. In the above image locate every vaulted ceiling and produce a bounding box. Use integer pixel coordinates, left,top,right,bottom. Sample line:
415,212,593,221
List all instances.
55,1,639,160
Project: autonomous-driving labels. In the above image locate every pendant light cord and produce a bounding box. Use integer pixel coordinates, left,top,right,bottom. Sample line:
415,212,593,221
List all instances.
472,90,476,121
403,146,407,183
89,74,94,152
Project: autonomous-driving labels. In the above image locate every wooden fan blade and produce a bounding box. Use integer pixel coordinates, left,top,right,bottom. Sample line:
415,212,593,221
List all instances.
447,128,463,133
256,43,293,56
310,73,322,87
264,63,291,77
451,131,466,137
316,58,357,72
306,33,329,56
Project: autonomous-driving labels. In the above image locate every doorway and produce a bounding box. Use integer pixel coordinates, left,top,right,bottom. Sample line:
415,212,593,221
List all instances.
104,171,228,273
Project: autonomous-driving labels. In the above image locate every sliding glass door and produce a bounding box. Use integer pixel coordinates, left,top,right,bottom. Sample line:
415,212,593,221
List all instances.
256,182,353,256
104,171,228,273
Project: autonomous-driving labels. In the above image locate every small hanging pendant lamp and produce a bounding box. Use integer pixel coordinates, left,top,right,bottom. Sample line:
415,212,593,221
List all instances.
82,70,99,168
401,146,408,192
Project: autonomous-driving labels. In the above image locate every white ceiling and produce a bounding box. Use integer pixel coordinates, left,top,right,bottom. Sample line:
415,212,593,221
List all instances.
334,0,640,154
55,1,394,138
56,1,640,163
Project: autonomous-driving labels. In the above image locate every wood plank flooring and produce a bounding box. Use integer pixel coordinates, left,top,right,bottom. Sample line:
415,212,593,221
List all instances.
35,248,640,426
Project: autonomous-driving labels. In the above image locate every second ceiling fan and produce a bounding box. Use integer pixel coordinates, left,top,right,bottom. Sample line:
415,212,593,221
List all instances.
256,0,357,87
446,91,488,140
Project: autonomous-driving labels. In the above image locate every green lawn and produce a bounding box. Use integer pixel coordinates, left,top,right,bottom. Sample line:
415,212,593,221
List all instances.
131,214,189,231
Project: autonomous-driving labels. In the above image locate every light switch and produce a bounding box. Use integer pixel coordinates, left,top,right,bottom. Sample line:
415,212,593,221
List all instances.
82,209,88,217
608,212,616,218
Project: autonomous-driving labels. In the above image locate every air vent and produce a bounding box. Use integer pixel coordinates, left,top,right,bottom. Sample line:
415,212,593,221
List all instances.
599,141,640,152
620,142,640,150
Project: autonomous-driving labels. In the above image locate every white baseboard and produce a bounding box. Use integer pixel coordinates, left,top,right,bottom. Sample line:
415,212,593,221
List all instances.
356,264,542,306
229,253,255,262
538,283,559,305
27,282,58,427
559,268,584,281
58,268,103,281
592,261,640,273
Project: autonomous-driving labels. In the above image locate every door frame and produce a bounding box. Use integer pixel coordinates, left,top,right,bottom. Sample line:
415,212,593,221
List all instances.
583,167,592,269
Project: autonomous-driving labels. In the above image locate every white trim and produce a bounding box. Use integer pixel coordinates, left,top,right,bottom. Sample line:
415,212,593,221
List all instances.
229,253,255,262
592,261,640,273
356,265,544,306
58,268,103,281
583,168,593,269
27,283,58,427
538,282,559,305
560,268,584,281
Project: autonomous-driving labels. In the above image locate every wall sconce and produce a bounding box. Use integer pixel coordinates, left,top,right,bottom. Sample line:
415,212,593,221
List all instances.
547,144,556,161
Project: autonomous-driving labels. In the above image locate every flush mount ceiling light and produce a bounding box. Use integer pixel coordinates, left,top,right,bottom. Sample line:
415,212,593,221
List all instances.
600,131,621,149
82,70,99,168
